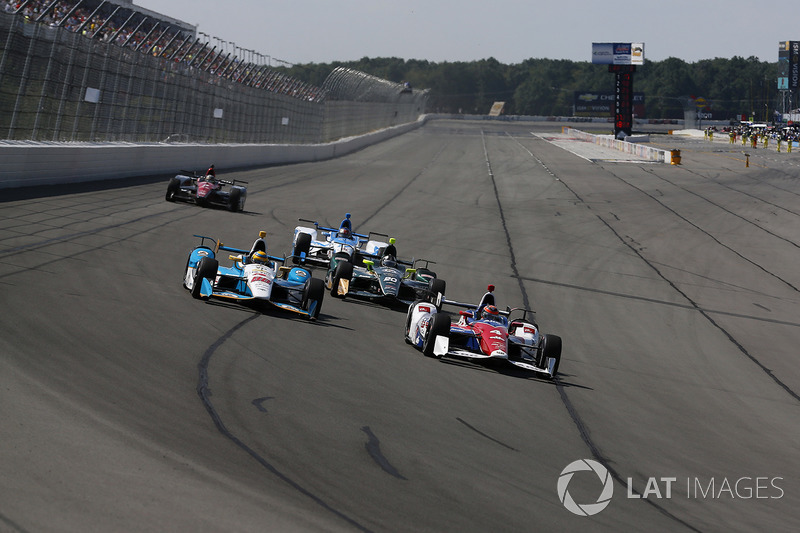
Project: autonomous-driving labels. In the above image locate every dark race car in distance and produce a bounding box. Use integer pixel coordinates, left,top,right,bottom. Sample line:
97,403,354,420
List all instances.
165,170,247,212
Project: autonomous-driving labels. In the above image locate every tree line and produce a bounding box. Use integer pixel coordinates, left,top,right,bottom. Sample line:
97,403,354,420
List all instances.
278,56,780,121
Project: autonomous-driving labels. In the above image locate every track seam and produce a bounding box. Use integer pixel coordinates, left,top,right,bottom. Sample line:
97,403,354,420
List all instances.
488,131,702,531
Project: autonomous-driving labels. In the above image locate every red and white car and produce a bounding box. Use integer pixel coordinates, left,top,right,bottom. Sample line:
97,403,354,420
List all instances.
404,291,562,378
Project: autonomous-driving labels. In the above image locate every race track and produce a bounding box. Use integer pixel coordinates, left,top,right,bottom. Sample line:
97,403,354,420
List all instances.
2,119,799,532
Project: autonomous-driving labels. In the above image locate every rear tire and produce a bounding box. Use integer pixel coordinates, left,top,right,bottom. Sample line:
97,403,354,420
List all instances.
191,256,218,300
292,233,312,264
422,312,450,358
330,260,353,298
228,188,242,212
538,334,562,377
165,178,180,201
428,278,446,309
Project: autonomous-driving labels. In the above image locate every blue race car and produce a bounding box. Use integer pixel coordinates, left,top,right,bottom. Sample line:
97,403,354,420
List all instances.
184,231,324,320
290,217,390,267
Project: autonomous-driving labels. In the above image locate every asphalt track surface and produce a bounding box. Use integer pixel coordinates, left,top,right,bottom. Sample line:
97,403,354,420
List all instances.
2,119,799,532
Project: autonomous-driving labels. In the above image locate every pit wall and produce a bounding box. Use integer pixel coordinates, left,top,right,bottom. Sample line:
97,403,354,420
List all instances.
561,127,675,163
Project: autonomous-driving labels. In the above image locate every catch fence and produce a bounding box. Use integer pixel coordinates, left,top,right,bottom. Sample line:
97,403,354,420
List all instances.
0,10,427,144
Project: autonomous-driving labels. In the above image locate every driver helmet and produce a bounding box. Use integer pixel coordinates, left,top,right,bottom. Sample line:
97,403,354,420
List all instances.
251,250,269,265
481,305,500,322
381,255,397,269
339,227,351,238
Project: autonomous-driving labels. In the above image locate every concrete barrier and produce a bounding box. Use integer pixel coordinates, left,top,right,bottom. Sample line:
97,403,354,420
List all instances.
562,127,673,163
0,117,428,189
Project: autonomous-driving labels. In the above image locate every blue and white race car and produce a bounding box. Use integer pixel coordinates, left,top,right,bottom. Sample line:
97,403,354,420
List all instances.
184,231,324,320
291,217,390,267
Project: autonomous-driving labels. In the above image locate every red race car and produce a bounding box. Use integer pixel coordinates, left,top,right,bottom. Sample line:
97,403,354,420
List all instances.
404,285,562,378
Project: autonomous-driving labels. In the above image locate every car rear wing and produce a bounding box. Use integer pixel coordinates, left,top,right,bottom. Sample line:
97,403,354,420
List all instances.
192,234,282,263
179,171,247,186
506,307,537,323
298,218,371,240
441,298,513,317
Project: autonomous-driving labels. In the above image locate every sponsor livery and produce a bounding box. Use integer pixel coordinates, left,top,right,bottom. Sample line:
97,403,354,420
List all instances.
183,233,324,320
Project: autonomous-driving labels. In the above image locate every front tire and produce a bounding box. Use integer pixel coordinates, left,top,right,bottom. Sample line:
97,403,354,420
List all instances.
329,260,353,298
303,277,325,320
191,256,218,300
538,333,562,377
422,312,450,358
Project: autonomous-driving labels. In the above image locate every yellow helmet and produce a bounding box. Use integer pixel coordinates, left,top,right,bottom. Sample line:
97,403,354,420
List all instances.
251,250,269,264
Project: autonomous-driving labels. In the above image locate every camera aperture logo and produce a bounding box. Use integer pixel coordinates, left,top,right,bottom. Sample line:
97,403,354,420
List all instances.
557,459,614,516
558,459,785,517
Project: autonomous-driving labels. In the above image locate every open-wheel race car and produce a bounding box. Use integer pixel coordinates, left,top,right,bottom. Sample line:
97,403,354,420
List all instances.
291,217,390,267
404,287,562,378
165,170,247,212
183,231,324,320
327,255,446,309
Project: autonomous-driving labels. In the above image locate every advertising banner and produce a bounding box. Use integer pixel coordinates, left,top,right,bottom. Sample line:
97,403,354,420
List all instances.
574,92,646,117
592,43,645,65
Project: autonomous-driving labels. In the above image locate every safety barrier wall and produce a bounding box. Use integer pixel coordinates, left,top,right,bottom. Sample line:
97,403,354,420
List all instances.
562,127,673,163
0,10,429,188
0,116,428,189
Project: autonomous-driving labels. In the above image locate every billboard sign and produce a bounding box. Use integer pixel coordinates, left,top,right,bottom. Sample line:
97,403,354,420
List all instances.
592,42,645,65
778,41,790,89
574,92,645,117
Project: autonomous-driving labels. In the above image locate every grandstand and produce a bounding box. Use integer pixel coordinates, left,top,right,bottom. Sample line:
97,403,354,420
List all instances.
2,0,323,102
1,0,427,149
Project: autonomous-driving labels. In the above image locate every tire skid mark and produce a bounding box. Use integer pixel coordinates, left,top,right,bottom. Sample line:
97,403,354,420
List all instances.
605,166,799,291
491,131,703,532
197,315,373,533
456,417,518,452
361,427,407,480
510,132,800,402
359,141,451,229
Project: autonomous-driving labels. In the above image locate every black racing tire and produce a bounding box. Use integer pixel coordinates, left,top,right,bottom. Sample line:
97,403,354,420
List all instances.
303,277,325,320
292,233,312,264
538,333,562,377
228,188,242,212
428,278,446,309
191,256,218,300
329,260,353,298
165,178,181,202
422,312,450,358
